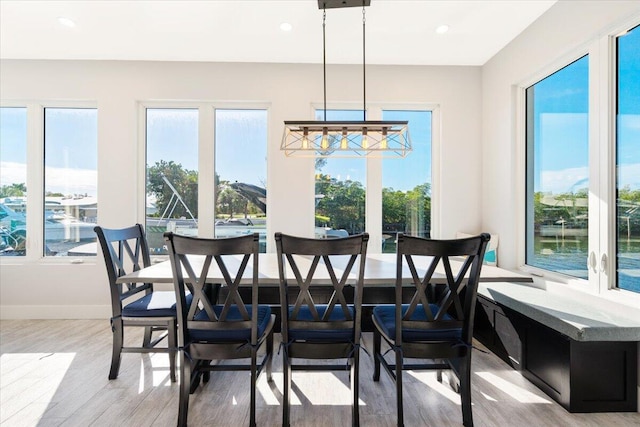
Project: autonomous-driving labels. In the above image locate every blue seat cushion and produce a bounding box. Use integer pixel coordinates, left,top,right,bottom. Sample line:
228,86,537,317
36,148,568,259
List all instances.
189,305,272,342
122,291,192,317
372,304,462,341
287,304,355,342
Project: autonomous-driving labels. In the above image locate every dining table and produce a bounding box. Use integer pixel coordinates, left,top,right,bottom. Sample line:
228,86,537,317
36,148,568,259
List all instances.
116,252,533,287
117,252,532,332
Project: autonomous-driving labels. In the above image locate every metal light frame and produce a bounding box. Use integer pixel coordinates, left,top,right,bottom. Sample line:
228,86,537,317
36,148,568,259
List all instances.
281,0,411,158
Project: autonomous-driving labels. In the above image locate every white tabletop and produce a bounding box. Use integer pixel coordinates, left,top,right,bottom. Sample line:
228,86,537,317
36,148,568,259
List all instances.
117,253,532,286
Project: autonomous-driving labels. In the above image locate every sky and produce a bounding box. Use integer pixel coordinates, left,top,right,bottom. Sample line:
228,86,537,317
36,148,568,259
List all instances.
146,108,268,190
530,26,640,194
0,107,98,197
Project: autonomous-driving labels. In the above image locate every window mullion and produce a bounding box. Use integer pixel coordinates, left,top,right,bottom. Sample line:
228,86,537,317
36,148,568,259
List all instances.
199,105,215,238
366,106,383,253
27,104,44,260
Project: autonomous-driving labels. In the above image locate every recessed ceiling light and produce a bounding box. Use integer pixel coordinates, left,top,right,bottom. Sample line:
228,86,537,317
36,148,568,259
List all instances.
57,16,76,28
435,24,449,34
280,22,293,32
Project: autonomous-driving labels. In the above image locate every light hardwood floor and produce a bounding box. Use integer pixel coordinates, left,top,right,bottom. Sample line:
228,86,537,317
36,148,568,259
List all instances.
1,320,638,426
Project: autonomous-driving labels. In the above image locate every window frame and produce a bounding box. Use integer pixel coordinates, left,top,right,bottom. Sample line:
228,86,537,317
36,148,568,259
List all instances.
138,101,270,257
0,100,98,265
523,54,591,281
516,19,640,306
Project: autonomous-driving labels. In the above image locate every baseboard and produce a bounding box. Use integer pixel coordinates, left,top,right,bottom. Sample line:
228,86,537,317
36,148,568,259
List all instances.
0,305,111,319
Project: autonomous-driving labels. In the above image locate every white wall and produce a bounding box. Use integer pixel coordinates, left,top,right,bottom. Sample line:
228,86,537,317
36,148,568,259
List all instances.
481,0,640,269
0,60,481,318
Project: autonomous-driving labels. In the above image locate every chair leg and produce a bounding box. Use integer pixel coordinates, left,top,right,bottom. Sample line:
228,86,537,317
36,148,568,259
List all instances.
250,349,258,427
190,361,203,393
143,325,153,347
460,356,474,427
266,330,274,382
282,350,292,427
177,350,191,427
351,352,360,427
109,318,123,380
395,346,404,427
202,360,211,384
372,329,381,381
168,319,177,383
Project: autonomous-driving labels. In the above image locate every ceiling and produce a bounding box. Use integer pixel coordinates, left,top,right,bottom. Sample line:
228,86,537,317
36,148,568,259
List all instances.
0,0,556,66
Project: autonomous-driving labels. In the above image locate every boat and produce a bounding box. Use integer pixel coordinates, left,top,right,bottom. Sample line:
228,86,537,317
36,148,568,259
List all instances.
0,202,96,245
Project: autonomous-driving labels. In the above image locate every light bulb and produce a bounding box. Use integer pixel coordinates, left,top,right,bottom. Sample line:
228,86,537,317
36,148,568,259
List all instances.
302,128,309,149
381,128,388,149
321,128,329,150
341,128,348,149
361,128,368,149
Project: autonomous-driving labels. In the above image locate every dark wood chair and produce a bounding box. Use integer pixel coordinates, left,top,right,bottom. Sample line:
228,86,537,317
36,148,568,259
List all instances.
275,232,369,427
164,232,275,427
372,233,490,427
94,223,178,382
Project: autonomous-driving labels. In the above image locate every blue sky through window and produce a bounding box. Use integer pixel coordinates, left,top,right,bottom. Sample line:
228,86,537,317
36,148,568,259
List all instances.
617,25,640,191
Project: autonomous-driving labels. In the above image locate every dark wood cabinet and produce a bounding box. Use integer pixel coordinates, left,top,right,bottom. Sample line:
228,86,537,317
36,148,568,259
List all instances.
474,296,522,369
474,294,638,413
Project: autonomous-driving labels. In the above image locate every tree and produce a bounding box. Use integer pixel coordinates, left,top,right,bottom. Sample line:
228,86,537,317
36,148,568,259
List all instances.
217,184,247,218
382,188,406,228
405,183,431,236
382,183,431,237
0,183,27,198
619,186,640,203
147,160,198,219
315,175,366,234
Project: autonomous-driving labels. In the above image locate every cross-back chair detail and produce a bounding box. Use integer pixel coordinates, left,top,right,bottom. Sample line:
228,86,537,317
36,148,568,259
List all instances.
94,224,178,382
165,232,275,427
275,232,369,427
372,232,490,427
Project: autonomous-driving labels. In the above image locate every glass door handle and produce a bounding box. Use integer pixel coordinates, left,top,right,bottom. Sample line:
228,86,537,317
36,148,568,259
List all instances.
588,251,597,273
600,253,608,273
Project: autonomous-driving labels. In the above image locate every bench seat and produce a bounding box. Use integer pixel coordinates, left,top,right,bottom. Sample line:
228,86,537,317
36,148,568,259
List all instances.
473,281,639,413
477,281,640,341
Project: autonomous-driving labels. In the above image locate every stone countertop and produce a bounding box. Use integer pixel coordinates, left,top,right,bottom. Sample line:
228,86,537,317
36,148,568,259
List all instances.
477,282,640,342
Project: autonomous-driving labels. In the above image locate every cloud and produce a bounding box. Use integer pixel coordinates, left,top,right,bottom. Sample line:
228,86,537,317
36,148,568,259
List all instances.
540,166,589,194
619,114,640,130
0,162,27,186
619,163,640,190
540,163,640,194
1,161,97,196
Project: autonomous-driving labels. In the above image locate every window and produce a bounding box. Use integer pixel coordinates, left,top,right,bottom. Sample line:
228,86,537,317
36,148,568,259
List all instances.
43,108,98,257
525,56,589,278
0,107,28,256
144,106,268,255
314,109,366,238
382,110,432,253
145,108,199,255
214,109,268,252
616,25,640,294
312,107,434,252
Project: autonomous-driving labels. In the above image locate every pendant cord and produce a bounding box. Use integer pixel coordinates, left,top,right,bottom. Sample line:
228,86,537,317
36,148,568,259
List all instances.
323,6,327,122
362,4,366,121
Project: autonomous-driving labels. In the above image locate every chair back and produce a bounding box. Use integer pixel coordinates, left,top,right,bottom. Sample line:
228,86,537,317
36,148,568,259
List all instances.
164,232,260,348
94,224,153,318
275,232,369,344
395,233,490,346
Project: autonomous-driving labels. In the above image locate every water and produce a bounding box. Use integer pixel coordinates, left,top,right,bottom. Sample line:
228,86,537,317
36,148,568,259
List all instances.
531,235,640,293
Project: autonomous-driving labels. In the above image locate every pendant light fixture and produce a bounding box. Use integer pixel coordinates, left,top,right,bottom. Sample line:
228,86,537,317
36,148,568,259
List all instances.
281,0,411,158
